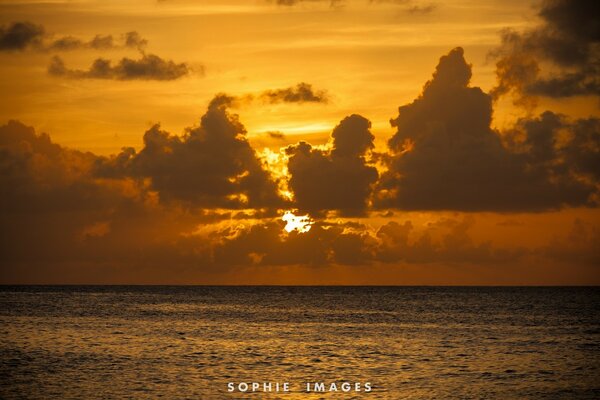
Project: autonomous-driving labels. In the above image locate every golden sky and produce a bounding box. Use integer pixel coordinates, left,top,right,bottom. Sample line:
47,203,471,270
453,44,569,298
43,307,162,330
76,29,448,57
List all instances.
0,0,598,284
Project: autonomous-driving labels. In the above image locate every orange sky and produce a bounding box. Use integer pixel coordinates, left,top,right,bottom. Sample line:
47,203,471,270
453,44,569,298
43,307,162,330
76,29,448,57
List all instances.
0,0,598,284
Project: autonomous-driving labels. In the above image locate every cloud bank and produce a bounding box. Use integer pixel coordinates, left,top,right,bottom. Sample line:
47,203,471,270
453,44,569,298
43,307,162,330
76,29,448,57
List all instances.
376,47,598,211
48,53,190,81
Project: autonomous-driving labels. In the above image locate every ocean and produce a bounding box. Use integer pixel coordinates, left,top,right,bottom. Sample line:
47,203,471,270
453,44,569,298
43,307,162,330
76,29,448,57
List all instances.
1,286,599,399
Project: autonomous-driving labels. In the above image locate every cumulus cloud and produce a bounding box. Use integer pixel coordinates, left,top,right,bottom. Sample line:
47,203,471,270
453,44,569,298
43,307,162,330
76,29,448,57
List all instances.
0,120,197,277
0,21,148,52
48,53,190,81
490,0,599,103
0,115,596,283
209,216,525,268
376,47,598,211
1,119,513,278
47,31,148,52
285,114,378,216
260,82,329,104
0,21,44,51
95,95,283,209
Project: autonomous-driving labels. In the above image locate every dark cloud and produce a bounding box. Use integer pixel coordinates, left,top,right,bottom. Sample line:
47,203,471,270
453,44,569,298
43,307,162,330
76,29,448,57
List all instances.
376,47,598,211
124,31,148,51
0,21,44,51
286,114,378,216
210,216,525,268
48,53,191,81
95,95,283,209
46,31,147,51
374,217,524,264
490,0,600,102
0,117,594,282
0,21,148,52
267,131,286,139
0,120,195,275
260,82,329,104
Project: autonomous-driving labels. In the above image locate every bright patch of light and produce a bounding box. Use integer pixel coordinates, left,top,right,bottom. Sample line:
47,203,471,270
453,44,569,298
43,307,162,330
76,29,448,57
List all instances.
282,211,312,233
258,122,332,135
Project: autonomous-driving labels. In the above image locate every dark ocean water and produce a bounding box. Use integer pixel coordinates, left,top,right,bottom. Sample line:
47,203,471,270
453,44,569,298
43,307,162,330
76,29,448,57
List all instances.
0,286,599,399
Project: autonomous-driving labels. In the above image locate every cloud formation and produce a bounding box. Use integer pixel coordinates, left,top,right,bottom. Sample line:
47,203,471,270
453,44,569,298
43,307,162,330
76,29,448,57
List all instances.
1,118,518,279
260,82,329,104
48,31,148,52
48,53,190,81
0,21,148,52
490,0,599,103
285,114,378,216
376,47,598,211
0,21,44,51
209,216,525,268
95,95,283,209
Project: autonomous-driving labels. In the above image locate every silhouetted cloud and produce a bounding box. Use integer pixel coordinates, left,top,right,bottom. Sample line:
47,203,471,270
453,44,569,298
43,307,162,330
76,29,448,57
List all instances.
124,31,148,51
48,53,191,81
47,31,147,51
0,113,596,282
286,114,378,216
210,216,525,268
0,21,148,52
376,47,598,211
95,95,283,208
490,0,599,103
260,82,329,104
0,21,44,51
267,131,286,139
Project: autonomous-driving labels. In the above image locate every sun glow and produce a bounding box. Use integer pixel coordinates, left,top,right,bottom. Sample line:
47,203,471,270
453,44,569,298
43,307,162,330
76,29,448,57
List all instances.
282,211,313,233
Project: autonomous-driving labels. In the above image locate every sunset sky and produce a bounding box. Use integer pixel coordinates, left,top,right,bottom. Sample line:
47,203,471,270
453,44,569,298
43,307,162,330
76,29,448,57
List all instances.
0,0,598,284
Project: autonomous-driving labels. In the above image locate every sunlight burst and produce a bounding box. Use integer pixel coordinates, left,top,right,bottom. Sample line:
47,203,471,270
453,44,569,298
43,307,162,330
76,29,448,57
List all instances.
282,211,312,233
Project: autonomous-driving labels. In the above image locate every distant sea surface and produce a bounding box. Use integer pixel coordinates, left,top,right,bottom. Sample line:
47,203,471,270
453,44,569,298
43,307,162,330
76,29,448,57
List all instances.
1,286,599,399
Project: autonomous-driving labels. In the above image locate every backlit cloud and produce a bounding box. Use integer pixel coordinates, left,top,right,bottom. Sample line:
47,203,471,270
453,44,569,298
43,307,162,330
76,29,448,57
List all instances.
259,82,330,104
48,53,191,81
376,47,598,211
286,114,378,216
0,21,148,52
490,0,599,103
94,95,283,208
0,21,44,51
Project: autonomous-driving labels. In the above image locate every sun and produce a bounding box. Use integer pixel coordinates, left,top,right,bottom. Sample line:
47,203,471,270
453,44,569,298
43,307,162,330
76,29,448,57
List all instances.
282,211,313,233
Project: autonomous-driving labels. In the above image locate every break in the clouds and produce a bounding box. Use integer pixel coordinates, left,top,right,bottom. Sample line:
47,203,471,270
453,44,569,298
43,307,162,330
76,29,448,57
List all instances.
286,114,378,216
95,95,283,209
0,21,148,52
490,0,599,102
48,53,191,81
260,82,329,104
376,47,599,212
